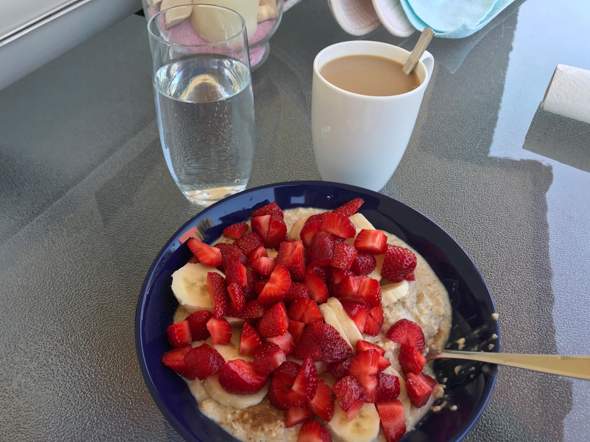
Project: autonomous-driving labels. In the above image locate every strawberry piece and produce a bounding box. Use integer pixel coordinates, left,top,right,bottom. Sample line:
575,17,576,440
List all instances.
268,331,295,355
288,298,323,324
236,232,264,256
289,320,306,343
269,361,307,409
245,267,256,297
277,240,306,281
292,357,319,400
363,305,384,336
217,243,247,268
342,302,368,332
253,342,287,376
258,302,289,337
398,344,426,374
334,197,364,217
239,322,262,356
294,321,353,363
206,272,228,318
354,229,387,254
186,310,212,340
308,231,335,267
327,358,352,380
166,320,192,348
258,265,292,305
249,245,267,262
357,277,381,307
161,346,192,377
304,270,329,304
219,359,268,394
252,201,283,219
252,214,271,241
378,356,391,370
225,257,248,288
376,400,406,442
300,214,324,247
179,227,198,244
356,340,385,355
223,222,249,240
227,282,246,313
309,266,328,281
351,253,377,275
298,420,331,442
333,376,365,413
334,275,362,299
186,238,222,267
254,279,267,295
349,350,380,401
321,212,355,239
329,269,352,288
240,300,265,319
385,319,425,352
206,317,232,345
184,343,225,380
309,380,335,422
285,406,312,428
376,373,401,402
251,256,276,277
406,272,416,281
286,282,310,302
266,215,288,248
381,245,417,282
330,242,357,271
405,373,436,407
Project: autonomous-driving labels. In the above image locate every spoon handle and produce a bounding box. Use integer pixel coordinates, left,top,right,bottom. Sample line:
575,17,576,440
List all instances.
402,28,434,75
434,350,590,380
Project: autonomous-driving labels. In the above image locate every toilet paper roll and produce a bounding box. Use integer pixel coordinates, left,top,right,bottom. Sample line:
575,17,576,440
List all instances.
542,64,590,125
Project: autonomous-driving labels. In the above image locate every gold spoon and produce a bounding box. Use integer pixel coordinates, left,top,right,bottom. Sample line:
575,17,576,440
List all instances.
429,350,590,380
402,27,434,75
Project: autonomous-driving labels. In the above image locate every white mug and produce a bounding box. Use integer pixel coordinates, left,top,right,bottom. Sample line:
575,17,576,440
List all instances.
312,41,434,191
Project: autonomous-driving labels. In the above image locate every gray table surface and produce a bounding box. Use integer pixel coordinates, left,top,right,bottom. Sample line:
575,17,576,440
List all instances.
1,1,589,440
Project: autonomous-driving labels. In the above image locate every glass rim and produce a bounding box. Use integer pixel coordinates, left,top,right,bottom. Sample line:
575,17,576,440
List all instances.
147,3,247,48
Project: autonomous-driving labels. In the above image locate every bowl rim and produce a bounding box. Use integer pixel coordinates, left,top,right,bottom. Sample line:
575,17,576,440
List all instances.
135,180,500,442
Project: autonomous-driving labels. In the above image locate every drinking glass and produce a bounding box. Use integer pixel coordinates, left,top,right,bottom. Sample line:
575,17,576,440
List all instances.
148,4,255,206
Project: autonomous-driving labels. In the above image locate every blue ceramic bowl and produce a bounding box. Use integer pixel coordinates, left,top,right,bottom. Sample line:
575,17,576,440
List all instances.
136,181,499,442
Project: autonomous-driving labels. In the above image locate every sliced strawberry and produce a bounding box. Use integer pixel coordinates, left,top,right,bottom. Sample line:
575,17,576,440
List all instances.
186,238,222,267
308,266,328,281
251,256,276,277
363,305,384,336
308,231,335,267
376,373,401,402
258,265,292,305
219,359,267,394
227,282,246,313
240,300,265,319
245,267,256,298
381,245,417,282
349,350,380,401
385,319,425,352
286,282,310,302
277,240,306,281
267,331,295,355
206,272,228,318
398,344,426,374
161,346,192,377
206,317,232,345
179,227,198,244
252,201,283,219
405,372,436,407
333,375,365,413
321,212,355,239
376,400,406,442
186,310,212,340
294,321,353,363
166,320,192,348
330,242,357,271
326,357,352,380
258,302,289,337
239,322,262,356
288,298,323,324
266,215,288,248
223,222,249,240
305,270,329,304
334,197,364,217
235,232,264,256
334,275,362,299
342,302,368,332
254,279,267,296
225,258,248,288
378,356,391,370
289,320,306,343
269,361,307,409
357,277,381,306
285,406,312,428
298,419,331,442
252,214,271,241
253,342,287,376
354,229,387,254
184,343,225,380
309,380,335,422
351,253,377,275
355,340,384,355
249,245,267,262
300,214,324,247
217,243,247,268
292,357,319,400
329,269,352,287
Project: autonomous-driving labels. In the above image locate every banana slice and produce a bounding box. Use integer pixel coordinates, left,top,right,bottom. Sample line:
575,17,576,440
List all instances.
381,280,410,308
203,375,268,409
326,298,363,346
173,306,190,323
171,263,222,313
329,403,380,442
319,303,352,348
288,216,308,240
349,213,375,232
211,329,253,361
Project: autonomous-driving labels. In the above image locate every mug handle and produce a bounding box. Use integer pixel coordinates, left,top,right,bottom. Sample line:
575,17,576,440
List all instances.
284,0,301,12
420,50,434,77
